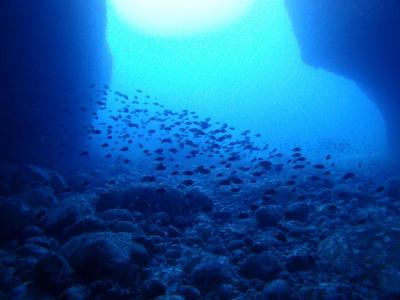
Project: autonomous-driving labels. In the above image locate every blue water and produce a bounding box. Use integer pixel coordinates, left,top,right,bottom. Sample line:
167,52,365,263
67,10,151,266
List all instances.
106,0,385,156
2,2,400,300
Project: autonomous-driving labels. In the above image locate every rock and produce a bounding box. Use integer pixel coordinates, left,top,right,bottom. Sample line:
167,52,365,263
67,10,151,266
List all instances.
382,290,400,300
0,197,30,240
241,253,281,281
218,283,238,300
318,220,400,291
285,253,315,272
63,217,107,239
9,282,42,300
36,252,74,294
61,232,148,282
263,279,292,300
281,221,316,237
179,285,202,300
255,205,283,227
66,172,94,191
15,165,51,189
59,285,89,300
88,279,114,298
98,185,190,217
0,265,18,293
20,187,57,209
48,170,69,194
148,223,166,237
167,225,181,238
191,257,233,293
331,185,360,201
158,296,185,300
385,178,400,200
184,189,214,212
25,235,58,249
251,235,280,253
173,216,191,229
142,279,167,299
298,283,352,300
165,246,181,261
349,206,388,225
284,202,309,222
16,243,49,257
213,210,232,222
88,279,135,299
21,226,44,239
226,240,246,251
101,208,134,223
130,242,149,267
134,236,155,253
152,211,170,225
15,256,37,274
275,186,297,203
112,221,143,234
46,193,96,233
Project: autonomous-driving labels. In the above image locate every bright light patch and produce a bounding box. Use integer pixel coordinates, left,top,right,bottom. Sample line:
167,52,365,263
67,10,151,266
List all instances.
110,0,255,36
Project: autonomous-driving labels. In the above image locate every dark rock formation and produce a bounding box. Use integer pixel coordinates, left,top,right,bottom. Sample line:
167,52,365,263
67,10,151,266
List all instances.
318,220,400,293
285,0,400,151
0,0,111,167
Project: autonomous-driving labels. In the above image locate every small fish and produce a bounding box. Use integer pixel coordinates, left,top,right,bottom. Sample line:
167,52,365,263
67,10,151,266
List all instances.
342,172,355,180
219,179,231,186
80,151,89,156
286,180,296,186
155,163,167,171
314,164,325,169
230,177,244,184
182,179,194,186
264,188,277,195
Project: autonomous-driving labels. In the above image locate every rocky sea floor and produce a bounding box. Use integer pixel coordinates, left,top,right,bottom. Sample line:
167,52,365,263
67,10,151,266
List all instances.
1,163,400,300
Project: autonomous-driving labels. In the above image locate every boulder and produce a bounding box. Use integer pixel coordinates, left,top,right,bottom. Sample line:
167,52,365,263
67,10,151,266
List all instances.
255,205,283,227
191,257,234,293
36,252,75,294
284,202,309,222
61,232,148,282
15,165,51,188
318,220,400,292
240,252,281,281
46,193,96,234
97,185,191,217
263,279,292,300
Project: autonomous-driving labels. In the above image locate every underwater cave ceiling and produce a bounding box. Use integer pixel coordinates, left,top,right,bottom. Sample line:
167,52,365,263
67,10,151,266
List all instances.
285,0,400,151
0,0,111,166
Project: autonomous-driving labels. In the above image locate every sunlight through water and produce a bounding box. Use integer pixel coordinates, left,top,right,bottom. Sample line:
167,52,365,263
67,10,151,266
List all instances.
110,0,255,36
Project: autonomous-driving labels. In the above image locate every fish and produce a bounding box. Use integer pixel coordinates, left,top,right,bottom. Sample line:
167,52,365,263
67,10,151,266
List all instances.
342,172,355,180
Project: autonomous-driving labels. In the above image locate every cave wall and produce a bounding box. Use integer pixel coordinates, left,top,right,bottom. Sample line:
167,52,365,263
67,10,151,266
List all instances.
0,0,111,167
284,0,400,151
